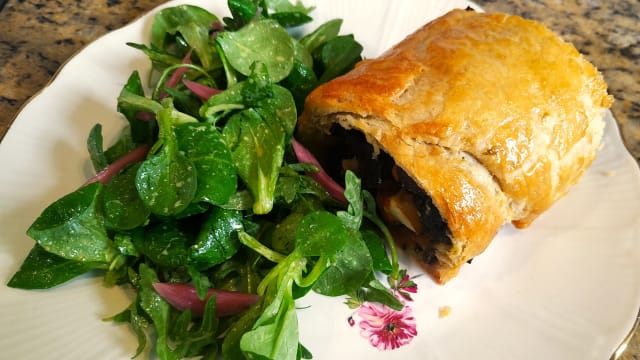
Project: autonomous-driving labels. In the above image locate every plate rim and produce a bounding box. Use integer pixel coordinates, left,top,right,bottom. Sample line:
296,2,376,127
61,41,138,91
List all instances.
1,0,639,359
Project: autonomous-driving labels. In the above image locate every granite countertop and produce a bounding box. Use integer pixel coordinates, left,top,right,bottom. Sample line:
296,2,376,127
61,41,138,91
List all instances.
0,0,638,358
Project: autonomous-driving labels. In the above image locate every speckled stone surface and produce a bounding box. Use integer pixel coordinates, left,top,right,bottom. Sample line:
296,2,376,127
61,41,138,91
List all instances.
0,0,638,358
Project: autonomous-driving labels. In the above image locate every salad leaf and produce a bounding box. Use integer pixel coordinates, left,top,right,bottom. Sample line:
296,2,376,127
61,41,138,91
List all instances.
136,145,197,216
317,34,363,83
223,108,284,214
136,101,198,217
102,163,151,231
139,221,189,268
117,71,156,144
266,0,314,15
8,244,99,289
87,124,109,172
175,122,237,205
266,0,314,27
26,182,115,263
312,231,372,296
226,0,261,30
138,263,177,360
8,3,415,360
215,20,295,82
240,277,299,360
294,210,349,257
299,18,342,54
221,302,264,359
362,229,393,274
109,298,150,358
252,84,297,136
151,5,220,70
189,207,244,270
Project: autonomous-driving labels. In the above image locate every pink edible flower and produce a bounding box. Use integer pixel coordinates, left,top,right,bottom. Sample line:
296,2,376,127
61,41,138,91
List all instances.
357,301,417,351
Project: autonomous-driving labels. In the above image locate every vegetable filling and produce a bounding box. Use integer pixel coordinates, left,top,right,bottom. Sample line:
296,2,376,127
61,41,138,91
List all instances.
327,125,452,265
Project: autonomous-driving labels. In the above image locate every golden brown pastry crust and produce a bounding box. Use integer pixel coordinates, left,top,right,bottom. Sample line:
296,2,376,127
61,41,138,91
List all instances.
296,9,612,283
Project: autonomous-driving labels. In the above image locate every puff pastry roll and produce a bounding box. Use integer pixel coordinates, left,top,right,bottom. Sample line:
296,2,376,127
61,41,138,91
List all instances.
296,9,612,284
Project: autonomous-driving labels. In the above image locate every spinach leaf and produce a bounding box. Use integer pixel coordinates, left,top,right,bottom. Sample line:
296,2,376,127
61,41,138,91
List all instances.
87,124,109,172
294,211,349,258
104,126,137,163
136,145,197,216
299,19,342,54
360,278,403,311
108,298,150,358
162,86,203,119
317,34,363,83
240,276,299,360
337,170,363,231
138,263,177,360
312,232,372,296
189,207,244,270
281,59,317,112
226,0,260,30
135,101,199,217
139,221,189,268
268,211,304,254
8,244,99,289
223,109,284,214
269,12,312,28
151,5,220,70
126,42,184,70
175,122,237,206
118,82,164,115
239,62,297,135
215,19,295,82
172,294,220,358
199,80,246,124
102,163,151,231
222,302,264,360
200,64,296,135
252,84,297,136
240,62,274,107
266,0,314,15
220,190,254,211
117,71,156,144
238,209,355,359
292,39,314,70
27,182,115,263
361,229,392,274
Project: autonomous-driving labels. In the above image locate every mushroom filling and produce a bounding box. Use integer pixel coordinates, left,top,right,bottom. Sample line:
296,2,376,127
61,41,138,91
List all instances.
326,125,452,265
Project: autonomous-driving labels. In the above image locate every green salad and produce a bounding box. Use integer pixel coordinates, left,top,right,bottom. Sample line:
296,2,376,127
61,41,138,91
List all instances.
8,1,416,359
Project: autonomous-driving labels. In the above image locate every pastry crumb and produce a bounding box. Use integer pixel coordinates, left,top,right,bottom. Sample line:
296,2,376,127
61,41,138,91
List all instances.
438,305,452,318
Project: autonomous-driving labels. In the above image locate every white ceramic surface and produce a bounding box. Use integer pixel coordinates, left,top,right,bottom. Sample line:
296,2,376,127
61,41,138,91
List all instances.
0,0,638,359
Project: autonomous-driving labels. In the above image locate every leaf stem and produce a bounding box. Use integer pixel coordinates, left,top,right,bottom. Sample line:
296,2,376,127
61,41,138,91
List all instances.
364,213,400,280
238,231,286,264
152,63,216,100
296,255,328,288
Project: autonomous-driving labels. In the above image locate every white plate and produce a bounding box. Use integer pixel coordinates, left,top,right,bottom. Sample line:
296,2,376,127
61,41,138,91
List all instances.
1,0,639,359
